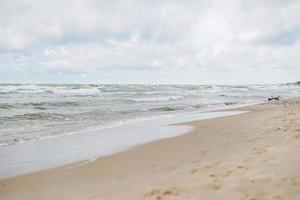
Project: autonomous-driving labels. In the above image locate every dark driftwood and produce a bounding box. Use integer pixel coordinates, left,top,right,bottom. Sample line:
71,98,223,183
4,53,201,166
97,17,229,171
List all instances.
268,96,280,101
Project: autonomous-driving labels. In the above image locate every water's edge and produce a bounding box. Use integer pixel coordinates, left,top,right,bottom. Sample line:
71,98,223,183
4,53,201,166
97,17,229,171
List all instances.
0,110,247,179
1,83,299,146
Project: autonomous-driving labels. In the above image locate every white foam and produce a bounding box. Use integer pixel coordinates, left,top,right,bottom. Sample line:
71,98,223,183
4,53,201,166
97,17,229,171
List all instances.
0,110,247,179
128,95,184,102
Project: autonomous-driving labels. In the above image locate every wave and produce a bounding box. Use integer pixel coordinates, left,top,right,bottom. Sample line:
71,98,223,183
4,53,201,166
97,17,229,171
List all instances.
149,106,184,112
23,101,81,107
128,95,184,102
0,101,81,111
0,112,68,123
224,102,239,105
0,84,100,95
1,83,300,147
0,84,217,96
0,104,15,109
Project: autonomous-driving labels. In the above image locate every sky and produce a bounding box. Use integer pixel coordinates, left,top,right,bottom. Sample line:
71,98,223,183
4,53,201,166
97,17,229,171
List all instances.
0,0,299,84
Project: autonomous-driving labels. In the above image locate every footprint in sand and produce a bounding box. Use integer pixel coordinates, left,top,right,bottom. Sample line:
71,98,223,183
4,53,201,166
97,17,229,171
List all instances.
229,165,251,176
239,177,300,200
144,187,181,199
236,165,250,171
208,165,249,183
294,133,300,139
292,128,300,139
209,177,223,191
191,162,220,174
190,159,200,164
207,170,238,191
253,147,267,155
273,127,281,131
209,169,234,179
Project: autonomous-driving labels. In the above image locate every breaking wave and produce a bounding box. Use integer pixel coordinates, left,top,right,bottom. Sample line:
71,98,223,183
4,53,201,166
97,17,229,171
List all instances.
0,82,299,146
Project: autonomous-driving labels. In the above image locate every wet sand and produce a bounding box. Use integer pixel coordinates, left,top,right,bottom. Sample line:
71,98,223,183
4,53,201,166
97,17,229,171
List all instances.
1,98,300,200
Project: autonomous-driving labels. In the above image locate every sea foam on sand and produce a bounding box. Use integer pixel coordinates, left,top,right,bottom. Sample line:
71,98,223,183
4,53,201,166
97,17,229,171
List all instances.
0,111,246,179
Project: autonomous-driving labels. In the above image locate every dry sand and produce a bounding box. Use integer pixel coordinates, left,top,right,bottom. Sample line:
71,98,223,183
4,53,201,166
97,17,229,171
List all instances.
1,98,300,200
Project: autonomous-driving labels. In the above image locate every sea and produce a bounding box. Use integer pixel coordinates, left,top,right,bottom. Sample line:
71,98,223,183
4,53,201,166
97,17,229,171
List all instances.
0,83,300,146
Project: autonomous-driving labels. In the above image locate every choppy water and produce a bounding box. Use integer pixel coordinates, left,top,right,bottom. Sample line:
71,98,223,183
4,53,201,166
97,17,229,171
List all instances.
0,83,299,146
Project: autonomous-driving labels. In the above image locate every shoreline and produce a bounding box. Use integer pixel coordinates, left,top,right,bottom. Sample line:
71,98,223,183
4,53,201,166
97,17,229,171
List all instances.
1,97,300,199
0,101,259,148
0,110,246,179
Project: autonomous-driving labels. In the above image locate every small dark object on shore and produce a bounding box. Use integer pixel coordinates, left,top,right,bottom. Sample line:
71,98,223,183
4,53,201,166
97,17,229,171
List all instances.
268,96,280,101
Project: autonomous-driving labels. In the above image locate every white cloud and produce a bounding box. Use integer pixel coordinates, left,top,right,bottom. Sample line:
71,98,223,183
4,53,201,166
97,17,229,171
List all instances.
0,0,300,84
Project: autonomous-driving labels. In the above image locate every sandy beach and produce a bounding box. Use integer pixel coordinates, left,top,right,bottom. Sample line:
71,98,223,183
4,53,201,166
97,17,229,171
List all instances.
1,97,300,200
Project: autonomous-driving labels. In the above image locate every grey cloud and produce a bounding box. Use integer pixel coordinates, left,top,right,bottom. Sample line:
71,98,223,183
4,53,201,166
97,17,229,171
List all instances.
0,0,300,84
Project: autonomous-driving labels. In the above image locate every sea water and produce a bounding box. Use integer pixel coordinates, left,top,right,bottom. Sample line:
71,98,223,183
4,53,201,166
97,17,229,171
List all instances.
0,83,300,178
0,83,299,146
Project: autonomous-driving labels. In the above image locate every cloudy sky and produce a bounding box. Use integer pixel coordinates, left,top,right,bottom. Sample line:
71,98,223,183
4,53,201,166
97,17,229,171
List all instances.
0,0,299,84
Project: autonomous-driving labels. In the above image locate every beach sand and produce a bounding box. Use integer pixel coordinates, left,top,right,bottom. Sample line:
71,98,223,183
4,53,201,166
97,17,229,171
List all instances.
1,98,300,200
